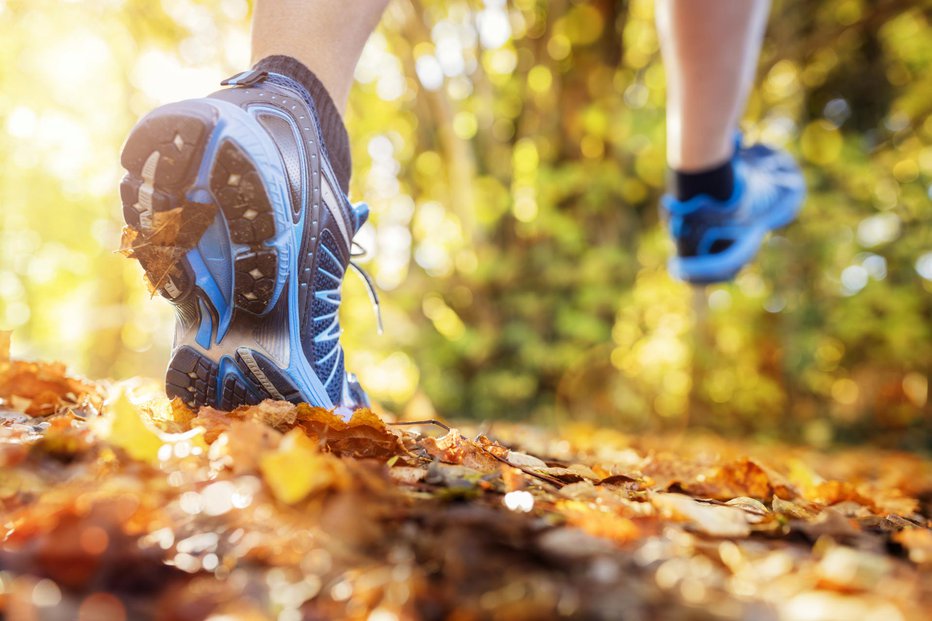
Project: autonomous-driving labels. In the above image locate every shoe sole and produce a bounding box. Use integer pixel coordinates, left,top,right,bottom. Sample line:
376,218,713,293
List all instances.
668,185,805,285
120,100,332,410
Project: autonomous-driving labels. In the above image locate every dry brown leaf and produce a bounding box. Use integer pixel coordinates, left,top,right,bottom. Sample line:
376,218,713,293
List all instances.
681,458,799,502
531,464,602,484
0,360,99,417
652,493,752,538
388,466,428,485
421,429,500,472
192,406,245,443
806,480,871,506
295,405,406,460
772,495,820,520
148,207,185,244
475,434,511,459
239,399,298,430
210,419,283,474
724,497,772,524
169,397,197,428
118,225,140,256
791,507,862,540
504,450,547,468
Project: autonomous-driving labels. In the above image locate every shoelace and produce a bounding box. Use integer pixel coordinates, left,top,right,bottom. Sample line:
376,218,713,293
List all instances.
348,254,383,335
348,202,383,335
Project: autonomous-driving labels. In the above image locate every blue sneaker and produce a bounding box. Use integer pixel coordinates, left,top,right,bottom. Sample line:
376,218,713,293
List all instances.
661,138,805,284
120,69,373,411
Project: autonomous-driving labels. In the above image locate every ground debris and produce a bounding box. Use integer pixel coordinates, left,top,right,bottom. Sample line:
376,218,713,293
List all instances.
0,362,930,620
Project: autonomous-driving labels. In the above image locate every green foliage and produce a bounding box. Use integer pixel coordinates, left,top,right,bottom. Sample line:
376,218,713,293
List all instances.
0,0,929,448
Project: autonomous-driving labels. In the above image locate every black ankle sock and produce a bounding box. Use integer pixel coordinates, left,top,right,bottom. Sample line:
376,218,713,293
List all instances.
252,55,352,194
670,160,735,202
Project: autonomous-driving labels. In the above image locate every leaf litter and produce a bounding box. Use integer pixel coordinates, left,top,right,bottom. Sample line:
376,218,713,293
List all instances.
0,352,930,620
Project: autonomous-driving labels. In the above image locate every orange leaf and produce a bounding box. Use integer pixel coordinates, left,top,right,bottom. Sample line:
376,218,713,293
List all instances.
421,430,500,472
295,405,406,460
557,499,641,544
681,458,798,502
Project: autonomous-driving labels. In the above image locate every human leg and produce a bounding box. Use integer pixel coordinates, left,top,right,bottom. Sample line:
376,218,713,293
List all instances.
656,0,770,177
655,0,805,284
119,0,387,410
251,0,390,113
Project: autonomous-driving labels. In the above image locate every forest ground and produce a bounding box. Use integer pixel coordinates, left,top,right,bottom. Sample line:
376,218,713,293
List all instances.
1,353,930,621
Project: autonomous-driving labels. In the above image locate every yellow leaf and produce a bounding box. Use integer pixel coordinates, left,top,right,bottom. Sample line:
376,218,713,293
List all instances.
98,386,164,464
260,429,347,504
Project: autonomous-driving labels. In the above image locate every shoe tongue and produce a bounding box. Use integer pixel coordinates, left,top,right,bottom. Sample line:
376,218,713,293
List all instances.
352,202,369,234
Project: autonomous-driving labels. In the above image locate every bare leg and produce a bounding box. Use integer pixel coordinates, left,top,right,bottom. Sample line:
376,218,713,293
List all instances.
251,0,390,114
656,0,770,171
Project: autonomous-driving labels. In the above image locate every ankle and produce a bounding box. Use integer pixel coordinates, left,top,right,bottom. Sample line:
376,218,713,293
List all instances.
669,158,735,202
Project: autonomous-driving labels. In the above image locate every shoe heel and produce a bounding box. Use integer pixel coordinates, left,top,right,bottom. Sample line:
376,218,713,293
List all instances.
167,345,263,410
165,345,219,408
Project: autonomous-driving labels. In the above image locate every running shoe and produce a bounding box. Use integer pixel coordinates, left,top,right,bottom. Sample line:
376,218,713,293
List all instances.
661,138,805,284
119,69,373,412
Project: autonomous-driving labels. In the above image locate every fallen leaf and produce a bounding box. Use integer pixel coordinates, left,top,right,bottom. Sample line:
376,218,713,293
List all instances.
0,360,99,417
210,419,283,474
475,434,510,459
724,497,772,524
169,397,197,429
296,405,405,460
95,386,164,463
148,207,186,244
240,399,297,430
652,493,751,538
681,458,798,502
192,406,244,443
260,428,349,504
389,466,428,485
421,429,500,472
791,507,862,540
556,499,641,544
504,450,548,468
772,495,819,520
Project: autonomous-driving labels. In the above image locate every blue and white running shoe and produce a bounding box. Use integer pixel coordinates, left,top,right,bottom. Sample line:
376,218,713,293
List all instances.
120,69,373,411
661,138,805,284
